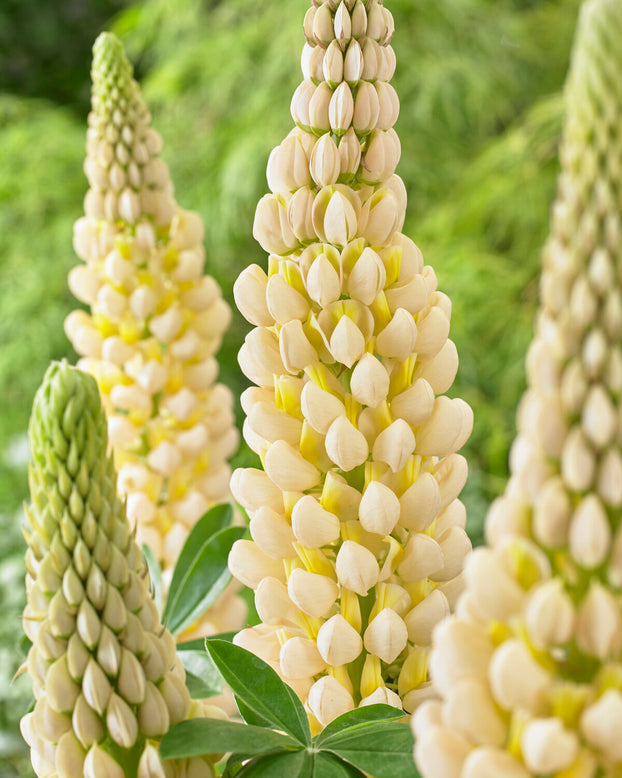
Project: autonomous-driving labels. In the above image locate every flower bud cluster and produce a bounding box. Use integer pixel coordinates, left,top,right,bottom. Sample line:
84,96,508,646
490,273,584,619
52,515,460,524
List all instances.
65,34,239,596
414,1,622,775
21,362,217,778
230,0,472,726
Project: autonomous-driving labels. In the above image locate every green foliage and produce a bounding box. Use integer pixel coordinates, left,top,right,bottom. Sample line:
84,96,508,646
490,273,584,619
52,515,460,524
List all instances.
161,639,415,778
163,504,245,635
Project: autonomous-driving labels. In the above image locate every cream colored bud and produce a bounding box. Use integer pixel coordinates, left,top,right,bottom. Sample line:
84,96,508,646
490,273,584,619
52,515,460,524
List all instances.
159,672,191,725
118,648,146,705
291,78,316,128
322,189,359,246
301,42,325,83
464,547,525,622
230,467,283,513
598,448,622,507
398,533,443,582
347,247,386,304
445,678,507,747
247,401,302,448
360,686,402,709
280,637,326,679
301,380,346,434
399,472,441,532
292,495,340,547
265,439,321,492
310,133,341,187
137,744,167,778
376,308,417,361
415,306,450,358
404,589,449,646
489,638,549,711
415,726,470,778
609,527,622,587
316,614,363,666
576,582,621,659
287,186,316,243
56,729,87,777
582,384,616,449
267,132,313,193
106,692,138,748
255,577,298,625
329,314,366,367
287,568,339,618
385,275,428,316
525,579,574,648
82,658,112,716
461,748,531,778
583,328,608,378
349,360,388,413
72,693,104,748
253,193,298,255
364,608,408,663
309,82,332,133
322,39,344,87
228,539,285,590
414,339,459,395
532,476,572,548
353,81,380,135
432,526,470,582
137,682,170,738
430,619,493,698
250,506,296,559
34,696,71,742
308,675,355,726
312,1,334,45
334,2,352,49
344,39,363,84
306,252,342,306
375,81,400,130
569,494,611,569
239,327,286,387
372,419,416,473
325,415,369,470
359,481,400,535
234,625,281,666
580,689,622,762
361,129,401,184
390,379,434,429
521,717,579,774
338,127,362,176
279,319,318,373
329,82,355,135
363,187,401,245
336,540,379,595
413,396,464,456
68,265,100,305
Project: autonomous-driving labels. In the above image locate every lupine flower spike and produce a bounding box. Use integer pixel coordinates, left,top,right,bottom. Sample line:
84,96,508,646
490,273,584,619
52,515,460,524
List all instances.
21,362,220,777
65,33,241,633
230,0,473,727
414,1,622,776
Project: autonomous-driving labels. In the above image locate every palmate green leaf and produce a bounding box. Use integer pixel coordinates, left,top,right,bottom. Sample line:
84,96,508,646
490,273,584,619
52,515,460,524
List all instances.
320,721,415,778
205,638,311,746
160,718,298,760
234,696,273,729
226,748,312,778
141,542,162,616
315,704,405,745
313,752,367,778
164,510,245,634
176,643,222,699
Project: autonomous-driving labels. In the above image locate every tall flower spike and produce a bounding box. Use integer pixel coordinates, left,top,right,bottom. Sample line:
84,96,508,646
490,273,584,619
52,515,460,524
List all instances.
414,1,622,776
230,0,472,725
65,33,241,627
21,362,219,778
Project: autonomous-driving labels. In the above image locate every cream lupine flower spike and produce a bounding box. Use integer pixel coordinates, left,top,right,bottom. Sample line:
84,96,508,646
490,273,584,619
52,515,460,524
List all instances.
21,362,221,778
229,0,473,727
65,33,241,632
414,0,622,776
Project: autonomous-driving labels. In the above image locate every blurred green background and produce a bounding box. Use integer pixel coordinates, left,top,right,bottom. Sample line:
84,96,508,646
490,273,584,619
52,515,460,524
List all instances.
0,0,581,774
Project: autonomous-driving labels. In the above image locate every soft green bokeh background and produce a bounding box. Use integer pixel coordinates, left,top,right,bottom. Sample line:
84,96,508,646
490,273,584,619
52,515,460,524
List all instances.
0,0,581,774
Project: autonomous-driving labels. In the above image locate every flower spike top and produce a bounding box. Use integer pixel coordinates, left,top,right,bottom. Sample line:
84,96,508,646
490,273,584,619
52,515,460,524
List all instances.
65,33,240,602
21,362,218,777
414,0,622,776
229,0,473,727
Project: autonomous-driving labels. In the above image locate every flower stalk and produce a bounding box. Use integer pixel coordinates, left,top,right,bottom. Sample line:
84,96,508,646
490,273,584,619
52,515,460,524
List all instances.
414,1,622,775
64,34,241,632
230,0,472,726
21,362,220,777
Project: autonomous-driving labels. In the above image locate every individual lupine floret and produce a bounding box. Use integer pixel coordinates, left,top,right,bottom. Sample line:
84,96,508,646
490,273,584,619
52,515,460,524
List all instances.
64,33,240,605
20,362,219,777
229,0,473,726
414,1,622,776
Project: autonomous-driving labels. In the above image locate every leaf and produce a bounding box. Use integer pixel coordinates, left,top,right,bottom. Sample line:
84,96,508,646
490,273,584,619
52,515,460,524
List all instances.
176,647,222,699
315,704,405,745
160,718,298,760
320,721,415,778
141,542,163,616
205,639,311,746
165,503,233,615
164,523,245,635
226,749,313,778
235,695,273,728
313,752,367,778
